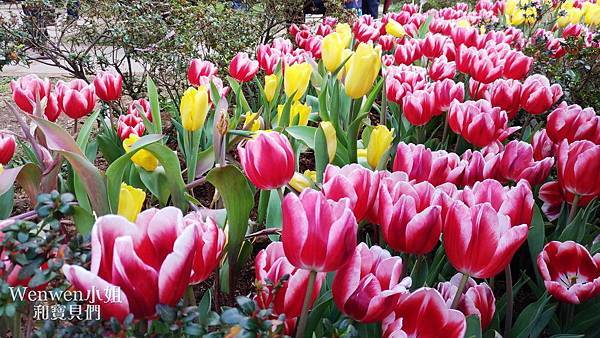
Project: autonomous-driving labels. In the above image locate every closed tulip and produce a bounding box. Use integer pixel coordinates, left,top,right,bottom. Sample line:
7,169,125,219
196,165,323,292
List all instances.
332,243,411,323
243,112,262,132
394,39,422,65
538,241,600,304
345,43,381,99
335,23,352,47
448,100,516,148
93,72,122,102
583,3,600,26
402,88,438,126
444,202,528,278
320,121,337,162
489,79,522,119
238,131,295,190
282,189,357,272
180,86,209,132
256,45,281,75
288,171,315,192
118,183,146,222
496,141,554,186
123,135,159,172
385,19,406,38
382,288,466,338
321,32,345,72
520,74,563,115
229,52,259,83
10,74,60,121
0,134,16,165
532,129,556,161
117,114,145,140
377,35,396,52
187,59,218,86
422,33,447,59
284,62,312,101
182,212,226,284
393,142,464,186
378,180,442,255
367,125,394,169
255,242,325,318
557,140,600,197
434,79,464,112
429,55,456,81
469,51,503,84
62,208,199,320
55,79,97,119
546,102,600,144
277,101,311,127
438,273,496,329
264,74,278,102
322,164,380,222
503,51,532,80
127,98,153,121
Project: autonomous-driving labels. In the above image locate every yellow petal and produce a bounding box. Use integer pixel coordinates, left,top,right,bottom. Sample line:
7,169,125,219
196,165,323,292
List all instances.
118,182,146,222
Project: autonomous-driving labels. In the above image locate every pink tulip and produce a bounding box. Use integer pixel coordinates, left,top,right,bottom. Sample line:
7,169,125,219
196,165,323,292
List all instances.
503,51,532,80
182,212,226,284
520,74,563,115
378,35,396,52
93,72,122,102
539,181,595,221
469,50,503,84
489,79,522,119
282,189,357,272
62,207,199,320
229,52,259,83
451,26,481,48
394,39,422,65
557,140,600,197
0,133,16,165
382,288,466,338
393,142,463,186
127,98,153,121
117,114,145,140
55,79,96,119
257,45,282,75
538,241,600,304
444,202,528,278
546,102,600,144
255,242,325,318
422,33,447,59
455,45,476,74
187,59,218,86
238,132,295,190
10,74,60,121
271,37,294,54
452,149,498,187
434,79,464,112
496,140,554,186
378,180,442,255
332,243,411,323
458,179,534,227
438,273,496,329
322,164,380,222
402,88,438,126
428,55,456,81
448,99,517,148
468,78,490,100
531,129,556,161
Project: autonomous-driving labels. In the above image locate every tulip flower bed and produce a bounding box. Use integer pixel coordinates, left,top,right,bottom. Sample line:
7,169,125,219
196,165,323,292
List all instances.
1,0,600,337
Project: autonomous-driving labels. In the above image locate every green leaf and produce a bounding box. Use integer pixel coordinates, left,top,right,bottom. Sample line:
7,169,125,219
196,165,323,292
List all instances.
417,15,433,38
0,164,40,203
198,289,212,317
72,205,95,235
265,189,282,241
314,125,329,183
206,165,254,288
277,94,295,128
286,126,317,149
147,76,163,133
76,110,100,149
0,187,14,219
358,77,384,116
139,166,171,206
465,315,482,338
527,205,545,285
512,293,550,338
303,290,333,338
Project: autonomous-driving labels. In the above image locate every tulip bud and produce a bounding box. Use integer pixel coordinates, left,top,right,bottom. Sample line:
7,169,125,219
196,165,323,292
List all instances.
335,23,352,47
123,135,159,172
117,114,145,140
321,32,345,72
55,79,96,119
118,183,146,222
0,133,16,165
10,75,60,121
243,112,262,132
385,18,406,38
264,74,278,102
344,43,381,99
288,171,314,192
229,52,259,83
284,62,312,101
277,101,311,127
128,98,153,121
93,72,123,102
180,86,209,132
367,125,394,169
557,140,600,197
320,121,337,162
187,59,218,86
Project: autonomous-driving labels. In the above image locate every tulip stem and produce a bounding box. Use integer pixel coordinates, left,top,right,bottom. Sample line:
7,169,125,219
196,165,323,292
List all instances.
504,265,514,338
450,273,469,309
568,194,581,224
277,187,285,204
295,270,317,338
442,115,449,145
184,286,196,306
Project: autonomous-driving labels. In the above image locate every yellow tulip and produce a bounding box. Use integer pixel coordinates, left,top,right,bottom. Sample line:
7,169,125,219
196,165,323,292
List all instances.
335,23,352,48
584,3,600,26
288,171,314,192
264,74,278,102
277,101,311,126
303,169,316,182
557,8,583,27
320,121,337,162
385,19,406,38
244,112,262,132
505,0,518,15
357,148,368,160
321,32,345,72
344,43,381,99
180,86,209,132
0,164,3,176
367,125,394,169
337,49,354,80
118,182,146,222
123,135,159,171
457,19,471,28
284,62,312,101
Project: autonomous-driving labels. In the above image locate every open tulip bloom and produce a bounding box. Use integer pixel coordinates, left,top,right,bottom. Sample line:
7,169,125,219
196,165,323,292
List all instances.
6,3,600,337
